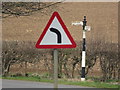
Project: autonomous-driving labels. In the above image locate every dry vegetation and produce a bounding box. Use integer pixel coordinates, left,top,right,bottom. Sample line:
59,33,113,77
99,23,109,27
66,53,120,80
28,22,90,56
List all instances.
2,41,119,81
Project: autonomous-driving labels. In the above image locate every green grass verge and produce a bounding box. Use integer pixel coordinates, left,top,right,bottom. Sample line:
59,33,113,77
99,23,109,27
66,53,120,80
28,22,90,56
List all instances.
2,76,53,83
2,76,119,88
59,80,119,88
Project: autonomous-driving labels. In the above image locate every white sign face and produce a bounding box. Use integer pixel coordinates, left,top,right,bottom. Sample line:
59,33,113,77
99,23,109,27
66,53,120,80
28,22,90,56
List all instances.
85,26,91,31
36,12,76,49
40,17,71,45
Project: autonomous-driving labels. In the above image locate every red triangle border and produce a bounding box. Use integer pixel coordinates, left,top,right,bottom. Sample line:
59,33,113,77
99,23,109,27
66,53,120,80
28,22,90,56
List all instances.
36,12,76,49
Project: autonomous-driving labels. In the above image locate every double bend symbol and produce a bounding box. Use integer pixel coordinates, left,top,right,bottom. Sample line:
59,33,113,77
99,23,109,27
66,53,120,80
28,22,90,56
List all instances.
50,27,62,43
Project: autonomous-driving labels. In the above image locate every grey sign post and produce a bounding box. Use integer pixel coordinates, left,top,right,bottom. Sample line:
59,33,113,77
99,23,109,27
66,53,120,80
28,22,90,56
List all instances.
53,49,58,88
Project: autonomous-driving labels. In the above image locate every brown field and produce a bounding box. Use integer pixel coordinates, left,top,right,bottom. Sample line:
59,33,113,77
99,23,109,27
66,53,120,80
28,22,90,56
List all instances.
2,2,118,77
2,2,118,42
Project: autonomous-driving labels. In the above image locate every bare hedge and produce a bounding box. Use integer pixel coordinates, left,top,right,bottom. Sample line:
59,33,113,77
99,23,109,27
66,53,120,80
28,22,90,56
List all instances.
2,41,119,81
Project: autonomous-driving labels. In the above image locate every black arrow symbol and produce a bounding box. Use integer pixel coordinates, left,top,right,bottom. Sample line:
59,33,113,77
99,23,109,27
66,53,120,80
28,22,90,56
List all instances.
50,27,62,43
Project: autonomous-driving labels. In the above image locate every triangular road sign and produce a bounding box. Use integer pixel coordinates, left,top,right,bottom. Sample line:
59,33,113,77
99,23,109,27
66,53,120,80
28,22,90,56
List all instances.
36,12,76,48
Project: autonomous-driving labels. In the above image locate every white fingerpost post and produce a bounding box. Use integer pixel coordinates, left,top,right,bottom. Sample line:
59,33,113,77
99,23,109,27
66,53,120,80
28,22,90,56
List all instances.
54,49,58,89
81,16,87,81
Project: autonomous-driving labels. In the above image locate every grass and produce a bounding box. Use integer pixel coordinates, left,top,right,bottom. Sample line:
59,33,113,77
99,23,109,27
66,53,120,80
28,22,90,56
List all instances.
2,76,53,83
59,80,119,88
2,76,119,88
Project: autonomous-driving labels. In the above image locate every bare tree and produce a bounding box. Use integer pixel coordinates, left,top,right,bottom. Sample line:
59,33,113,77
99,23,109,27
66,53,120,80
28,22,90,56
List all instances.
2,2,62,18
2,41,42,76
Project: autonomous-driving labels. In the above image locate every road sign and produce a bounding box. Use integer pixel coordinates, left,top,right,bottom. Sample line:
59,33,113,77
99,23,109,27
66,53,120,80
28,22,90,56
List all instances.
36,12,76,48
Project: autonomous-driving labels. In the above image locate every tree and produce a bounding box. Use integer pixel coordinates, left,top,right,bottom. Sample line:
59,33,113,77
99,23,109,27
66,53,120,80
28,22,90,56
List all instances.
2,2,62,18
2,41,41,76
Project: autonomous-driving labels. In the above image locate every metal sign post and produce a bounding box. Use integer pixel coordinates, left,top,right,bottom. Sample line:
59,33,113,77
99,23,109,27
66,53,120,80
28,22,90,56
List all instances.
53,49,58,88
81,16,87,81
72,16,91,81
